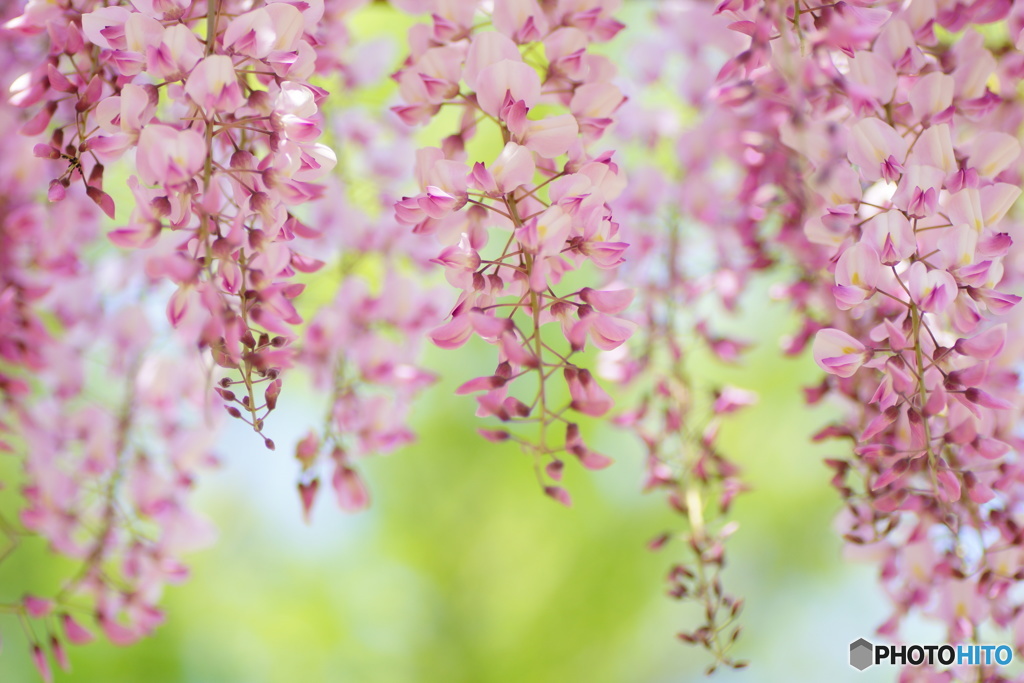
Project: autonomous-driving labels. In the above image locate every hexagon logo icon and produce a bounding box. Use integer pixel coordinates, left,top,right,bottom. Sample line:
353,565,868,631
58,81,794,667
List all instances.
850,638,874,671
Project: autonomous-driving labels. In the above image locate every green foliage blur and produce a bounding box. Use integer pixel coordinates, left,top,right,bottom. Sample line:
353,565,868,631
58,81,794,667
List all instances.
1,4,897,682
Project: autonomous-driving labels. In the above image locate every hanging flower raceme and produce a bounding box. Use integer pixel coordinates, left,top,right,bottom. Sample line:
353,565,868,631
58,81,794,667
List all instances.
6,0,339,446
716,0,1024,677
0,18,219,677
13,331,220,678
291,104,444,520
600,2,759,670
0,0,363,675
391,0,632,505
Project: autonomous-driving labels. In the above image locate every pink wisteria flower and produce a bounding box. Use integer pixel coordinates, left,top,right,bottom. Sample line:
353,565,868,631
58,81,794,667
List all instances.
813,329,870,378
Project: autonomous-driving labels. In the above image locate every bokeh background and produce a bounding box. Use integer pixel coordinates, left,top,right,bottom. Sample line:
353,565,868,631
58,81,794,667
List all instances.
0,2,945,681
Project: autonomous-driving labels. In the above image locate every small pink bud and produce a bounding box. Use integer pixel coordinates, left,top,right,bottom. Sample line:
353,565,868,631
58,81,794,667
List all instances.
953,324,1006,360
935,467,961,502
648,533,670,551
964,388,1012,410
24,595,53,618
22,101,56,136
295,431,319,469
871,458,910,491
33,144,60,159
455,375,506,395
62,614,94,645
478,429,510,443
332,466,370,512
579,287,635,315
86,186,116,219
50,636,70,672
47,179,66,202
469,310,513,338
545,460,564,481
32,645,52,683
264,378,282,411
576,449,613,470
77,75,102,111
298,478,319,524
544,486,572,507
964,472,995,504
502,397,530,418
99,615,138,646
46,63,73,93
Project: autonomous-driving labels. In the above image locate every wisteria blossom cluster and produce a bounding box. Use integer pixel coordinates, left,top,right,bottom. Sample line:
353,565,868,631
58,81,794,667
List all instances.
1,0,344,677
1,21,219,680
715,0,1024,679
8,0,340,445
391,0,634,504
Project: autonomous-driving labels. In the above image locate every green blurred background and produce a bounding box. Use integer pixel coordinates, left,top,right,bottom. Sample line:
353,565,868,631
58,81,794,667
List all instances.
0,3,913,682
